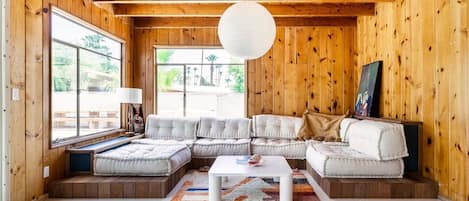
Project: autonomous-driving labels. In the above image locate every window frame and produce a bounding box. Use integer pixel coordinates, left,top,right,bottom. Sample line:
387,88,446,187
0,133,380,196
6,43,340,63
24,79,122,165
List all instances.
49,7,125,148
155,46,247,118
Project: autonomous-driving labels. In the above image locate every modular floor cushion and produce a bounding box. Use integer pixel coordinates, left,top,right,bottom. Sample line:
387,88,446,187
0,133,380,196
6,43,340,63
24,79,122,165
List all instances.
306,143,404,178
171,170,318,201
94,143,191,176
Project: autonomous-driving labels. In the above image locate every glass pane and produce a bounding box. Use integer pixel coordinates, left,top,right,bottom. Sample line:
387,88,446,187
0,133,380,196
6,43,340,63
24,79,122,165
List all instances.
51,12,121,59
157,65,184,116
156,48,244,65
51,42,78,141
186,64,245,117
157,49,202,64
202,49,244,65
79,49,121,136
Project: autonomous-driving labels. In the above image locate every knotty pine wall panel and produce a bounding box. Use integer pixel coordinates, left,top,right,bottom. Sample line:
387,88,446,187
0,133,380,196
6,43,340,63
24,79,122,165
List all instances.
249,27,356,117
7,0,133,200
357,1,468,201
133,26,356,119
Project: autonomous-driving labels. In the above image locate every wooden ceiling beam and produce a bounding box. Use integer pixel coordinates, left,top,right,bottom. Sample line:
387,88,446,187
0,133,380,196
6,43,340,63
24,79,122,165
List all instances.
94,0,392,3
112,3,375,17
134,17,357,28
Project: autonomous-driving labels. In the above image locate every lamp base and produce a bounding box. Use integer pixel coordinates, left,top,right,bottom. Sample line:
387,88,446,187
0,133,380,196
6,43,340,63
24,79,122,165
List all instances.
127,104,145,134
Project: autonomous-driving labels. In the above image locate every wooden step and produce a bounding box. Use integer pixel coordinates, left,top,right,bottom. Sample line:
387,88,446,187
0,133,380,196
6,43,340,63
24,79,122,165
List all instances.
48,164,187,198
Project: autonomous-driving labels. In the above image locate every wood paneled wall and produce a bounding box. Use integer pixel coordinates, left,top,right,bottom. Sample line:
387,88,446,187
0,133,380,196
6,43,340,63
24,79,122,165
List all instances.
357,1,468,201
6,1,133,201
133,26,356,118
247,27,356,117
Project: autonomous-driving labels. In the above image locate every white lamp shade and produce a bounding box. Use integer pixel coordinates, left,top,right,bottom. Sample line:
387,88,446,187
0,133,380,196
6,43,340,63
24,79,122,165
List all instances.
117,88,142,104
218,2,276,60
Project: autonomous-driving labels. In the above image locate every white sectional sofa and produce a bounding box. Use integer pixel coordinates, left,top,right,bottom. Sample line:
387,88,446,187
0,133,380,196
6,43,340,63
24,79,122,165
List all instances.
56,113,434,200
94,114,413,180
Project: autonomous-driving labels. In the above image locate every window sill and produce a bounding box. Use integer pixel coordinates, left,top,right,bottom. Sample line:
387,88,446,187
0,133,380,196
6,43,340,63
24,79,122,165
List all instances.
51,128,126,149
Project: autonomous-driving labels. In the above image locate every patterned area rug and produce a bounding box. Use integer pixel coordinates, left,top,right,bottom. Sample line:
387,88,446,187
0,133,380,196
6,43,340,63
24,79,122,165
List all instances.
171,170,319,201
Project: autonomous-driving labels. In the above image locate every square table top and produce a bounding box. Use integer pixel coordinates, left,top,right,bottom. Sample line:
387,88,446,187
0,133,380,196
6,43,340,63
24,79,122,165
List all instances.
208,155,292,177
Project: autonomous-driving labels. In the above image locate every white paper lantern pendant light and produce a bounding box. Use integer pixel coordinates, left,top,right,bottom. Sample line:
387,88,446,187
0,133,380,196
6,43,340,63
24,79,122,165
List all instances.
218,1,276,60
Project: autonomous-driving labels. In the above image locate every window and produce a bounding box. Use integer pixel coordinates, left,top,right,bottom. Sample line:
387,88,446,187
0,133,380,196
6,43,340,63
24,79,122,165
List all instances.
51,11,122,143
156,48,245,117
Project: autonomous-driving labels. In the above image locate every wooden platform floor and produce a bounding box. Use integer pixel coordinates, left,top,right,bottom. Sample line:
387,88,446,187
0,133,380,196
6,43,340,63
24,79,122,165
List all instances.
307,163,438,199
49,162,438,199
48,164,187,198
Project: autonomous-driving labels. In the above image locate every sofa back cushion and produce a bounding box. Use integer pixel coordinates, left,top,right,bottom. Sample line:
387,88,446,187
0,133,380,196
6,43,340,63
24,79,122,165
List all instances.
348,120,408,160
339,118,360,142
197,117,251,139
145,115,199,140
253,114,303,139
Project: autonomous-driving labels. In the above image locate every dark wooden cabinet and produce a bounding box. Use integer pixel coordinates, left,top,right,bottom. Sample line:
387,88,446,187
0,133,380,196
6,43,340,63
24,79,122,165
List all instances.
65,134,143,175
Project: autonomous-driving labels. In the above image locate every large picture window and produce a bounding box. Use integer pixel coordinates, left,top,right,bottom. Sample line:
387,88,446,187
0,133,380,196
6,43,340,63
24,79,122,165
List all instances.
51,11,122,143
156,48,245,117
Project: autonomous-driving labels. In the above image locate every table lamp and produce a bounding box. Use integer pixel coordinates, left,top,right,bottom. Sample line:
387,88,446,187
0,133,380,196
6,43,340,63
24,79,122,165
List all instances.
117,88,144,133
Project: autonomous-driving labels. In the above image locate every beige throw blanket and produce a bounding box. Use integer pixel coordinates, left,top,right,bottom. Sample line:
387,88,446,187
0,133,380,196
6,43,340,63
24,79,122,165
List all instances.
297,110,348,142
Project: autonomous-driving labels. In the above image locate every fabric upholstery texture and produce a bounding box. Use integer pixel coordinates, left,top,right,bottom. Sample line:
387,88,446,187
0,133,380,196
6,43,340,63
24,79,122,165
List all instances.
253,114,303,139
192,138,250,158
132,138,195,148
339,118,360,142
297,110,347,141
94,143,191,176
348,120,408,160
306,143,404,178
197,117,251,139
145,115,199,140
251,138,307,159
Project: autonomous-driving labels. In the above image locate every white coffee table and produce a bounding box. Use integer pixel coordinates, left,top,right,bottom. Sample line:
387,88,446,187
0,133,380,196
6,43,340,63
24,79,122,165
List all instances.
208,155,293,201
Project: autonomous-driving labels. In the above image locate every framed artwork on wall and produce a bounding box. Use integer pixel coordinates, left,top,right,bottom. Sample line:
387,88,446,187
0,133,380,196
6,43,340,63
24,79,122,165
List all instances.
354,61,383,117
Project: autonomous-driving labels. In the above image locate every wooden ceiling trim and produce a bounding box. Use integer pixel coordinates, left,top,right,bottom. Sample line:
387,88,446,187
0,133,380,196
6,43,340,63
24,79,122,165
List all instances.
112,3,375,17
134,17,357,28
94,0,392,3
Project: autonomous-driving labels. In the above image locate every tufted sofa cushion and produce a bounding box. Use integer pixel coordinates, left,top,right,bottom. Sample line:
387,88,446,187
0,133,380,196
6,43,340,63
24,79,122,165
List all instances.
339,118,360,142
94,143,191,176
192,138,250,158
197,117,251,139
145,115,199,140
306,143,404,178
253,114,303,139
348,120,408,161
132,138,196,148
251,138,307,159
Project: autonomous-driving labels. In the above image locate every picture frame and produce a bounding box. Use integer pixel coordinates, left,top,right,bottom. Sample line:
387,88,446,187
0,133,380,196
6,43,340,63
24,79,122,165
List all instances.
354,61,383,117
